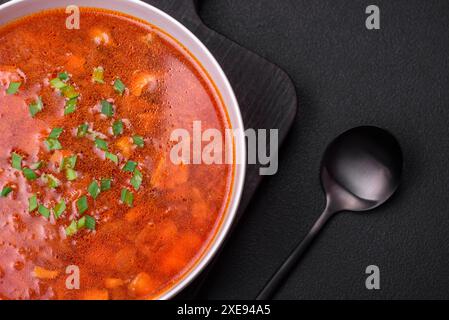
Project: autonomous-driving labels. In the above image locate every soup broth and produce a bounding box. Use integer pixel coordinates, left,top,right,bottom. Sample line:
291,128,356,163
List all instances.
0,8,232,300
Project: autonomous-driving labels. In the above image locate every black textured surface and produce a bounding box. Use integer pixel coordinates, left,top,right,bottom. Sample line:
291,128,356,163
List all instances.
194,0,449,299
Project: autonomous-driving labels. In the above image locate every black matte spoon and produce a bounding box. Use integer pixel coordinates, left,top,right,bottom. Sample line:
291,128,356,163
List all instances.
256,126,403,300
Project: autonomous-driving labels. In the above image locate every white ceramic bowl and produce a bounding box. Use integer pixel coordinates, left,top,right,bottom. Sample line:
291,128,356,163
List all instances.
0,0,246,300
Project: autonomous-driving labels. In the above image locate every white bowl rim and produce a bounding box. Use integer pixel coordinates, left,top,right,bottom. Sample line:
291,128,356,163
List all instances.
0,0,246,300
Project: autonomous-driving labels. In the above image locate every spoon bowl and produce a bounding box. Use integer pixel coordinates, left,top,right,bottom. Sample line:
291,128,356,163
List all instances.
321,126,403,212
257,126,403,300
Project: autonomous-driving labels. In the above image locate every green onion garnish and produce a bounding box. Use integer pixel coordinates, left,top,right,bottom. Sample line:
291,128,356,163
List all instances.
30,161,44,170
64,98,77,115
45,138,62,151
112,119,123,136
100,178,112,191
76,195,88,214
1,186,12,197
77,216,85,229
130,169,142,191
123,160,137,172
53,200,66,219
105,152,118,164
38,205,50,218
49,128,63,139
120,188,134,207
61,155,77,170
61,85,79,99
94,138,108,151
93,66,105,84
66,168,77,181
50,78,67,90
132,135,144,148
58,72,69,81
88,181,100,199
29,96,43,117
85,215,96,230
6,82,21,95
100,100,114,117
78,215,96,230
43,174,60,189
77,123,89,137
113,78,126,95
23,168,38,180
44,128,63,150
65,220,78,236
28,194,38,212
11,152,22,170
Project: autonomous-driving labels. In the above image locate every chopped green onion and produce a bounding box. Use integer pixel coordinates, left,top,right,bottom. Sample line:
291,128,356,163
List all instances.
94,138,108,151
50,77,67,89
92,66,105,84
123,160,137,172
29,96,43,117
130,169,142,191
61,85,79,99
88,181,100,199
76,195,88,214
112,119,123,136
77,216,86,229
66,168,77,181
11,152,22,170
43,174,60,189
1,186,12,197
77,123,89,137
120,188,133,207
85,215,96,230
61,155,77,170
28,194,38,212
105,152,118,164
65,220,78,236
132,135,144,148
113,78,126,95
58,72,69,81
49,128,63,139
45,138,62,151
78,215,96,231
38,205,50,218
64,97,77,115
100,178,112,191
6,81,21,94
23,168,38,180
100,100,114,117
45,128,63,150
77,216,85,228
53,200,66,219
30,161,44,170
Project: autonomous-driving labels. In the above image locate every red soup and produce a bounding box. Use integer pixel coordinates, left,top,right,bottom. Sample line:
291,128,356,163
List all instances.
0,8,233,299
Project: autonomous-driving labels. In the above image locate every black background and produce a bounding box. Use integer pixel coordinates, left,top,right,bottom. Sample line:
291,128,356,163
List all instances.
1,0,449,300
194,0,449,299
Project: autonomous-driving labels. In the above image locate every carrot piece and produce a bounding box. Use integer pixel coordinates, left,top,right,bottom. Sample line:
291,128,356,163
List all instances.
150,156,188,189
130,71,157,96
116,136,133,158
104,278,124,289
66,55,86,74
89,28,112,46
33,266,59,280
128,272,156,297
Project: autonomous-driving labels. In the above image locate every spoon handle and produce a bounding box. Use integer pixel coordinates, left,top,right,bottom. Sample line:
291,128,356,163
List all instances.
256,206,335,300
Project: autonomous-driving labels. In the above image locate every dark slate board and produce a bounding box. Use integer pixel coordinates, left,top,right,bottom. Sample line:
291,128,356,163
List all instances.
140,0,298,298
